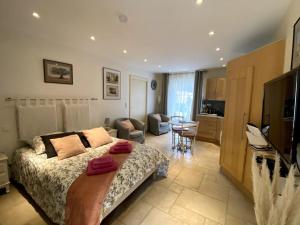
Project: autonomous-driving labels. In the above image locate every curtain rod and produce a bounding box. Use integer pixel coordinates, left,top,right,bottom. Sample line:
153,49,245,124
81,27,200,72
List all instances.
4,97,98,102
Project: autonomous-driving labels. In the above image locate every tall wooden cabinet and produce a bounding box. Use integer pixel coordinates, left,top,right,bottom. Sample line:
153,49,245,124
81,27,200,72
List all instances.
220,40,285,198
220,67,253,182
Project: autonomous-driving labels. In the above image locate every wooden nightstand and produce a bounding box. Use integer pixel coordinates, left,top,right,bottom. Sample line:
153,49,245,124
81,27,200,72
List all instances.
108,129,118,138
0,153,9,193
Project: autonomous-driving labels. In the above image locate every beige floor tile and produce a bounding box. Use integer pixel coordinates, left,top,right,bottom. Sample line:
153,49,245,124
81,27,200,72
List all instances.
174,168,204,189
176,189,226,224
142,185,178,212
111,220,125,225
119,200,152,225
227,189,256,224
0,201,39,225
198,179,229,202
204,218,222,225
141,208,183,225
169,182,184,194
169,204,205,225
225,215,247,225
25,216,48,225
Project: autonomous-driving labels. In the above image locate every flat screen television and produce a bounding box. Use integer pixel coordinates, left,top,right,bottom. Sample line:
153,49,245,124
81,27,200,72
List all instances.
261,67,300,168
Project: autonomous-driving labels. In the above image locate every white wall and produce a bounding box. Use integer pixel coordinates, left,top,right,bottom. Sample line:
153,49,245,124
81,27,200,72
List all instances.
0,29,160,160
275,0,300,72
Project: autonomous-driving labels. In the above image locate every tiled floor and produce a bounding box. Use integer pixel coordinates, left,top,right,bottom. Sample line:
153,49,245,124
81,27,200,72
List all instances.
0,132,257,225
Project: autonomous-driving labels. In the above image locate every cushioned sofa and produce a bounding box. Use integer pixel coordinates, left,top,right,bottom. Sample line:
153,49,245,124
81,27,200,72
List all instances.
148,114,170,136
114,118,145,143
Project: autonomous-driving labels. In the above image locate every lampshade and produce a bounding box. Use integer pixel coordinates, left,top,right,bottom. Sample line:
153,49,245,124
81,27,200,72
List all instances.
104,117,110,126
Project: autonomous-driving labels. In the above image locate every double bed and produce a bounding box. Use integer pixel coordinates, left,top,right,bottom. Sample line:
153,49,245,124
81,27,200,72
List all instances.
12,138,169,225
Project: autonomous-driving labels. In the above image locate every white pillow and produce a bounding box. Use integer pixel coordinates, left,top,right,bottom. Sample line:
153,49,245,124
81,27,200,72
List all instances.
31,136,46,155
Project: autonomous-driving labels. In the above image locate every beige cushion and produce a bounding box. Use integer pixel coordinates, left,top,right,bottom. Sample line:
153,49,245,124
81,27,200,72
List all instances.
153,114,162,122
82,127,113,148
50,135,86,160
120,120,135,132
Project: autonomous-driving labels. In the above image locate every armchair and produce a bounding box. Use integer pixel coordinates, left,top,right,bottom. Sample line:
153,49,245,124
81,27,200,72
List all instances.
148,113,170,136
114,118,145,143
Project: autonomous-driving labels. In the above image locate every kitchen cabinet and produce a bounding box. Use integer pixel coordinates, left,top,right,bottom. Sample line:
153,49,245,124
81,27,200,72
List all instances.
196,115,223,145
205,78,226,100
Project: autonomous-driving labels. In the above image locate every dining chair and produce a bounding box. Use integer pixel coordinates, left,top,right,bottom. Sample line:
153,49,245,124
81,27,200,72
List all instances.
178,121,199,154
170,115,184,149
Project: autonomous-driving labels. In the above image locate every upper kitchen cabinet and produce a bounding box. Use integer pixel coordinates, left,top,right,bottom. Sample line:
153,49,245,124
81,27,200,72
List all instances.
205,77,226,100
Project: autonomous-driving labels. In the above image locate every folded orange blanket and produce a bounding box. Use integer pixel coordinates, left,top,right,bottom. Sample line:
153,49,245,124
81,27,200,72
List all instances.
65,150,132,225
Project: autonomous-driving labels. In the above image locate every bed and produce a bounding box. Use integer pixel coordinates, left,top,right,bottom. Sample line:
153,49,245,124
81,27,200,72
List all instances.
12,138,169,225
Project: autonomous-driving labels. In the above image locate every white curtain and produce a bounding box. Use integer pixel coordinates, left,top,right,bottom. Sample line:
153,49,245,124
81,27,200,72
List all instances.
167,72,195,120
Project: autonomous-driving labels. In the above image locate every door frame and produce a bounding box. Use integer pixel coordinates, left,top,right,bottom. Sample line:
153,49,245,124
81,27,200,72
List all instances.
129,75,148,123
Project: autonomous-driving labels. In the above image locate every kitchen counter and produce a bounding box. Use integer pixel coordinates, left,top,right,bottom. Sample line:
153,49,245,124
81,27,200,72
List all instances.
198,113,224,118
196,114,224,145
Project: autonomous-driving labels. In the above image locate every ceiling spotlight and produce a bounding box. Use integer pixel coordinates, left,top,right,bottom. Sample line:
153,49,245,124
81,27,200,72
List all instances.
144,59,148,63
216,47,220,51
208,31,215,37
220,57,224,61
118,14,128,23
196,0,204,5
222,64,226,67
90,36,96,41
32,12,40,19
123,49,127,54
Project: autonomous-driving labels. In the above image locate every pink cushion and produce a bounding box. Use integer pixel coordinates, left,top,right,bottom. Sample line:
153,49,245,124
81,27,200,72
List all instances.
50,135,86,160
120,120,135,132
153,114,162,122
82,127,113,148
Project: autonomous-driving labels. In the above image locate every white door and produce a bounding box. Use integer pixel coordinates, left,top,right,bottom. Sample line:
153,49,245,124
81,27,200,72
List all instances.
129,75,148,122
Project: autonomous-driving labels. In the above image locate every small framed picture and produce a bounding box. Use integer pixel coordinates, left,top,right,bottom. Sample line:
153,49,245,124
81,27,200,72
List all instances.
291,17,300,69
43,59,73,85
103,67,121,100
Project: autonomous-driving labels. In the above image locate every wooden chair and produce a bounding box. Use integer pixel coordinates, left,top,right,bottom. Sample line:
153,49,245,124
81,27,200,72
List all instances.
170,116,184,149
178,121,199,153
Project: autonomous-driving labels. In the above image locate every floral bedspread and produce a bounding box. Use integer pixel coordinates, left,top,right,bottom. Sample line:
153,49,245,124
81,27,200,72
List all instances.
11,139,169,225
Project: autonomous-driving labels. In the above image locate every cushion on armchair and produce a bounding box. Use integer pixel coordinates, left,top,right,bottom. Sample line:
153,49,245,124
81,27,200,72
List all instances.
120,119,135,132
152,114,162,122
129,130,143,138
160,122,169,127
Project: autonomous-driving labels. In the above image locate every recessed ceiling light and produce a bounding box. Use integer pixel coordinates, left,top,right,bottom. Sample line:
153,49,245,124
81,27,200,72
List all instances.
158,65,162,68
196,0,204,5
144,59,148,63
123,49,127,54
90,36,95,41
208,31,215,37
216,47,221,51
118,14,128,23
222,64,226,67
220,57,224,61
32,12,40,19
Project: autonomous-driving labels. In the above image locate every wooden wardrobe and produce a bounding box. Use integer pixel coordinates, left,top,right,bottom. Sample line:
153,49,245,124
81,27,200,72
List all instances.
220,40,286,198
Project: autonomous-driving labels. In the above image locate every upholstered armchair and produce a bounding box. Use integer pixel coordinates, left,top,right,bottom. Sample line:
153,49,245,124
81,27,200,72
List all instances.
114,118,145,143
148,114,170,136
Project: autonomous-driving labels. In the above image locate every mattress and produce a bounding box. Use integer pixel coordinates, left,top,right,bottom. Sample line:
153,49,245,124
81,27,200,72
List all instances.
11,139,169,225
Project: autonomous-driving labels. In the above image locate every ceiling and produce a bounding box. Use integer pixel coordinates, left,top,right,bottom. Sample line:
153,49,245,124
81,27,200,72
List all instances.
0,0,291,73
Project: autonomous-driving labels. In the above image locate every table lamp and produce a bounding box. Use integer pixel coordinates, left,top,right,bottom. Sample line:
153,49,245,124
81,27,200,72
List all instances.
104,117,110,131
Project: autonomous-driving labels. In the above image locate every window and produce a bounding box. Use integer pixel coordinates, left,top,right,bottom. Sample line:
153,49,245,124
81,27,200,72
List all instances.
167,73,195,120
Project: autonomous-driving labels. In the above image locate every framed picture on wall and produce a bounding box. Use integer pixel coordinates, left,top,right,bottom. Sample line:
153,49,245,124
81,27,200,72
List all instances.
43,59,73,85
103,67,121,100
291,17,300,69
